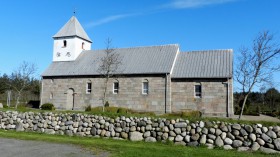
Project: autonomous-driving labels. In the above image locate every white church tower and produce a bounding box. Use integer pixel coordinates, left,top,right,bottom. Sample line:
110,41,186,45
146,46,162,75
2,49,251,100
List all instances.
52,16,92,62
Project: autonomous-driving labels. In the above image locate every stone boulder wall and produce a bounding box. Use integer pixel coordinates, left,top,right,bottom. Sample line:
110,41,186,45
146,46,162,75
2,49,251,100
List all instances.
0,111,280,154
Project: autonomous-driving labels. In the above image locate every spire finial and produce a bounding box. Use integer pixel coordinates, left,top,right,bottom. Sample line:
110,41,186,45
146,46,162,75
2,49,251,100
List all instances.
73,8,76,16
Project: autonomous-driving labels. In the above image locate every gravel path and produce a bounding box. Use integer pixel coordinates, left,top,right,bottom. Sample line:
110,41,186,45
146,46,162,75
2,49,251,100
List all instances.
0,138,109,157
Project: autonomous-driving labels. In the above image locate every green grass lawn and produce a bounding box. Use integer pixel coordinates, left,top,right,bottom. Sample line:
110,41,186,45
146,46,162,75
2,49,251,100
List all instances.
0,130,278,157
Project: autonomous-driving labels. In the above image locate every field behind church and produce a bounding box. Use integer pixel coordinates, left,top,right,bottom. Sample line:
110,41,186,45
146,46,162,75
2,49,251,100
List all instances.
0,130,278,157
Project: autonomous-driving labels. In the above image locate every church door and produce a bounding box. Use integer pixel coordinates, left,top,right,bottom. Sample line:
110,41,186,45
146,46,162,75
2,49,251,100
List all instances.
66,88,74,110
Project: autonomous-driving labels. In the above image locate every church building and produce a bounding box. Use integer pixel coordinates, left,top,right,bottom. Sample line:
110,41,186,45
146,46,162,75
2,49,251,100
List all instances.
41,16,233,117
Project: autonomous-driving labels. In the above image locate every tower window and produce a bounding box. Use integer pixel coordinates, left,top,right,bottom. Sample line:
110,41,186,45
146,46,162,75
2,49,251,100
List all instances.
63,40,67,47
82,42,85,49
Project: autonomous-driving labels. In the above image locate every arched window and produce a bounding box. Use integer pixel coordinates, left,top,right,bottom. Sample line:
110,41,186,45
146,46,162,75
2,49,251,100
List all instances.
63,40,67,47
82,42,85,49
50,92,53,99
113,79,119,94
142,79,149,95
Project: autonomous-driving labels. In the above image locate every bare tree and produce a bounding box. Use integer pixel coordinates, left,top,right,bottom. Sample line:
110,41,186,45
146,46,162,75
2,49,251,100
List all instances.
97,38,122,112
235,31,280,119
9,61,37,109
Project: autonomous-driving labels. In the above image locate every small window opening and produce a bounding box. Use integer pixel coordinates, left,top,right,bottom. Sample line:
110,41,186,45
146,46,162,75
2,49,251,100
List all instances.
195,84,202,98
50,93,53,99
86,82,92,94
113,82,119,94
63,40,67,47
142,80,149,95
82,42,85,49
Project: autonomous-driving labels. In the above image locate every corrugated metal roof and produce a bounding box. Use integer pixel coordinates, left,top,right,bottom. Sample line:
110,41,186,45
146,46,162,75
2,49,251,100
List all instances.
172,49,233,78
53,16,92,42
42,44,179,77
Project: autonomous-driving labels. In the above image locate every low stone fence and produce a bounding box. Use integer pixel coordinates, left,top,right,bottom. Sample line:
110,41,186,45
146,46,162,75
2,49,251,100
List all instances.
0,111,280,154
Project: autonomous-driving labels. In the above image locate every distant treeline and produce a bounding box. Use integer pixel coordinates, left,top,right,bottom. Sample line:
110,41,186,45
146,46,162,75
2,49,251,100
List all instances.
0,73,40,106
234,88,280,116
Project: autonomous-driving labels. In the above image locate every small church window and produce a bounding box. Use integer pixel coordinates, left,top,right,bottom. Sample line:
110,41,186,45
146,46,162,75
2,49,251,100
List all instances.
50,93,53,99
113,81,119,94
142,80,149,95
86,82,92,94
195,84,202,98
63,40,67,47
82,42,85,49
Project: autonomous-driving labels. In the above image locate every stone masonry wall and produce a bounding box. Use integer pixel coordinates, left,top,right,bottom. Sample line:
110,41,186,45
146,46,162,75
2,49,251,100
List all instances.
41,75,171,113
41,76,233,116
171,78,233,117
1,111,280,154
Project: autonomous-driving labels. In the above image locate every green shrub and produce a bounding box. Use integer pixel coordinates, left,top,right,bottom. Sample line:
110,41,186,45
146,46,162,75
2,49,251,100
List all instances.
91,106,103,112
117,107,128,114
105,101,110,107
90,106,131,114
181,110,202,118
256,105,260,114
85,105,92,112
239,99,251,108
130,111,156,116
17,104,27,109
105,107,119,112
3,104,8,108
234,105,248,115
235,99,250,115
41,103,55,110
269,111,280,117
234,106,240,115
164,110,202,119
246,110,260,116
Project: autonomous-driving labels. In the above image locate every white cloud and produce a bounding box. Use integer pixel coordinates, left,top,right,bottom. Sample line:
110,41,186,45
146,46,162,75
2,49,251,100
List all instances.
164,0,237,9
85,0,237,28
86,13,140,28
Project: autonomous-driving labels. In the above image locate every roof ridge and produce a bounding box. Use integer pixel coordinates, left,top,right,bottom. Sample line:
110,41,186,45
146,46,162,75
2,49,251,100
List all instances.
182,49,233,53
91,44,179,51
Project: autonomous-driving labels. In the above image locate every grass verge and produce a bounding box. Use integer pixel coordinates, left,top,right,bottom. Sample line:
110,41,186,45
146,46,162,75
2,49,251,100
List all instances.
0,130,278,157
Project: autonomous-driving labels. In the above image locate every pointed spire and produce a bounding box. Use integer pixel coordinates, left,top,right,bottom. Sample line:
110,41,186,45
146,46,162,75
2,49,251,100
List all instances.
53,16,92,43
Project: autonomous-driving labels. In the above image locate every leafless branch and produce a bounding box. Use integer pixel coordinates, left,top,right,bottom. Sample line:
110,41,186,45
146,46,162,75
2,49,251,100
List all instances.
235,31,280,119
97,38,123,111
8,61,37,108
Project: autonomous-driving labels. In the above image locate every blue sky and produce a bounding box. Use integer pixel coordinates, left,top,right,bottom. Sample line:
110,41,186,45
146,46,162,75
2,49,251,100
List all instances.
0,0,279,91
